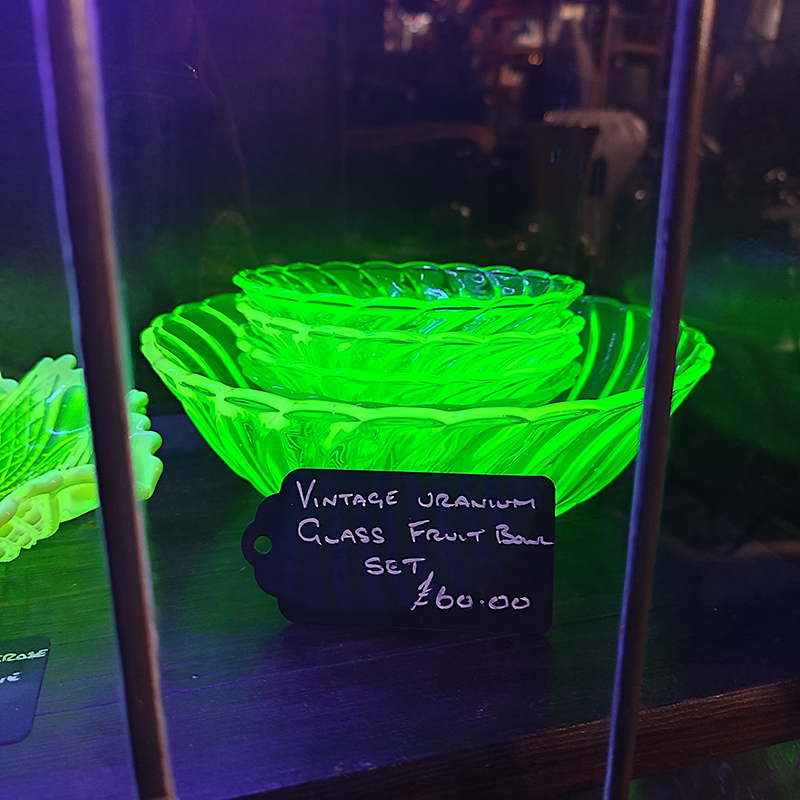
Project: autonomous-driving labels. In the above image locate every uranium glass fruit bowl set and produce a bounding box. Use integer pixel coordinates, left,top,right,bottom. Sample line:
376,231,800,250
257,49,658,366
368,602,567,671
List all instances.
140,261,714,516
2,260,711,563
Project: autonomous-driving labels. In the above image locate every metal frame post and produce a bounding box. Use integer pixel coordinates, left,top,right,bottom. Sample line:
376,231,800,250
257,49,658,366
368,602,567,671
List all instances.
30,0,177,797
602,0,718,798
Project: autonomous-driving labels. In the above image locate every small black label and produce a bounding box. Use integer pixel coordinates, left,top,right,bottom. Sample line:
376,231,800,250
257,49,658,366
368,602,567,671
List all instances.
0,635,50,745
242,470,554,634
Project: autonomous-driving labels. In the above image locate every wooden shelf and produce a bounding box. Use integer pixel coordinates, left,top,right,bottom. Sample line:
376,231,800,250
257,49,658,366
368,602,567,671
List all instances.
254,680,800,800
3,415,800,799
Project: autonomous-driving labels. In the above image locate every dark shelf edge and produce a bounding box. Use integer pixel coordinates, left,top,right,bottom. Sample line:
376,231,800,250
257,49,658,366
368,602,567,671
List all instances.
231,678,800,800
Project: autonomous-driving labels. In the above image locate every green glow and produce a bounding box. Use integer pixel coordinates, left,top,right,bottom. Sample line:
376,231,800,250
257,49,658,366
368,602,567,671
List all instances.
237,299,584,369
233,261,585,334
235,300,584,408
0,356,163,562
141,287,713,516
237,339,582,408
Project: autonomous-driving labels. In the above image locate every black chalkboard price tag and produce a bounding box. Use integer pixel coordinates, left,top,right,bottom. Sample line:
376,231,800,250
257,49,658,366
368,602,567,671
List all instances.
242,470,555,634
0,635,50,745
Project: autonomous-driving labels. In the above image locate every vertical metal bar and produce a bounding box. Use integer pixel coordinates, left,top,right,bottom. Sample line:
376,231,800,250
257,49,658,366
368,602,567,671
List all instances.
29,1,177,798
324,0,347,236
596,0,616,108
603,1,717,799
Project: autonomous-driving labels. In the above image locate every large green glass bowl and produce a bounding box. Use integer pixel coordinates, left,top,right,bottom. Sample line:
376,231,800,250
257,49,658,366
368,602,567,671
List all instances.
236,337,582,409
236,297,585,376
141,294,713,515
232,261,585,334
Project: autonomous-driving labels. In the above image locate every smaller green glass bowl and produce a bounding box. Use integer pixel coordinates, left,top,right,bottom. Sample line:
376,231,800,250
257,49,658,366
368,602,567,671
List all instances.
141,294,714,515
236,296,585,376
232,261,585,334
236,338,582,409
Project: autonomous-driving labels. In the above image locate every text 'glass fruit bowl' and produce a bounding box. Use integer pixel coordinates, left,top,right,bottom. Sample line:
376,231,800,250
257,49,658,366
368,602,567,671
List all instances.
141,292,713,516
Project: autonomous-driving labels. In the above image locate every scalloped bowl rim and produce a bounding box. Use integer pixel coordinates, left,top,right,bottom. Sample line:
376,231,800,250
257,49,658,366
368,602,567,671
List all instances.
233,261,586,312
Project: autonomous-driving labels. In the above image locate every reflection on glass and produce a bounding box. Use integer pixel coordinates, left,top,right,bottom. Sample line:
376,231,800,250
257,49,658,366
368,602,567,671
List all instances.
11,0,790,796
0,4,138,797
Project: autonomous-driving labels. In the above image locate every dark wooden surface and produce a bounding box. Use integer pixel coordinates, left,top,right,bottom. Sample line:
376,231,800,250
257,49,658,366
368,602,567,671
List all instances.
241,679,800,800
2,414,800,800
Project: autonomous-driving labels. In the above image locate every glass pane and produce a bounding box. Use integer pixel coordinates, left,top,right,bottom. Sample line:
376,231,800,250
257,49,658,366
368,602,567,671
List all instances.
633,739,800,800
638,0,800,716
564,739,800,800
94,0,795,796
0,2,136,798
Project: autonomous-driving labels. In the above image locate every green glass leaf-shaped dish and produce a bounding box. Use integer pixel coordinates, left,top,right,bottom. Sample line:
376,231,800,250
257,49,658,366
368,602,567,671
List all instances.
233,261,585,334
0,356,163,562
141,294,713,515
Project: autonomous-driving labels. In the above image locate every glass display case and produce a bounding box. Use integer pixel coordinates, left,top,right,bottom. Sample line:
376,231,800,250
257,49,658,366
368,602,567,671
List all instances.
2,0,800,798
0,5,140,796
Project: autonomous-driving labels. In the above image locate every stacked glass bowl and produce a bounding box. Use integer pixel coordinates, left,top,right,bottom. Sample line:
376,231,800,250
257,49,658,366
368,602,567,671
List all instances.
232,261,587,409
141,261,714,515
